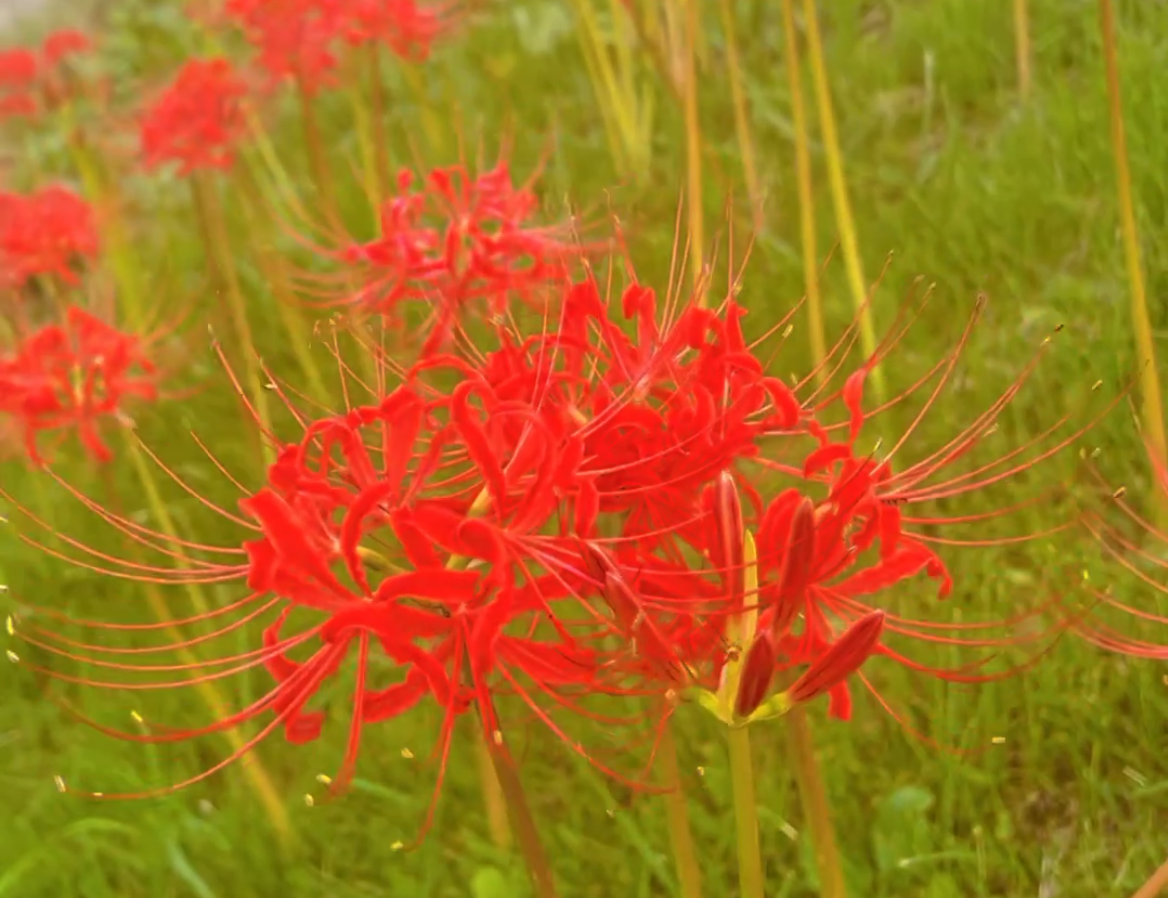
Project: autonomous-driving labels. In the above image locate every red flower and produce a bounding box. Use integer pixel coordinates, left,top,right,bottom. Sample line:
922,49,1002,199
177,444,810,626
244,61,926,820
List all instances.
0,185,98,288
42,30,92,67
225,0,346,93
341,0,454,58
141,58,248,175
0,31,91,119
0,306,158,463
331,162,585,353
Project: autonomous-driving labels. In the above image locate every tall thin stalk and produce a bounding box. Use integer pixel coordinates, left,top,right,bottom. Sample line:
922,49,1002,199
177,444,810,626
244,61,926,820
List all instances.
658,721,704,898
801,0,883,399
781,0,827,377
1099,0,1168,492
727,726,764,898
473,727,513,850
717,0,762,229
784,706,846,898
1014,0,1032,99
682,0,705,295
190,173,275,466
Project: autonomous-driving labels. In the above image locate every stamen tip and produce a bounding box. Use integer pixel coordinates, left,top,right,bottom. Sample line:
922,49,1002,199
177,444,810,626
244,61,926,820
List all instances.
316,773,332,785
304,794,314,807
53,775,66,793
400,748,414,760
6,650,18,664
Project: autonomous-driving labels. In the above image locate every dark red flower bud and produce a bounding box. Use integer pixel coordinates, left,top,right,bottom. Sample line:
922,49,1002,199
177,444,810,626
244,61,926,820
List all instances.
713,470,745,610
788,610,885,705
770,497,816,637
733,631,776,718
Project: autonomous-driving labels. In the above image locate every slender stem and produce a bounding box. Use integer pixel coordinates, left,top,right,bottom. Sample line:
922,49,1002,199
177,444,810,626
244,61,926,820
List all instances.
232,163,331,405
296,77,341,231
61,103,145,330
801,0,883,400
481,726,558,898
784,706,846,898
473,724,513,850
659,721,704,898
727,726,765,898
1099,0,1168,493
717,0,762,230
1131,855,1168,898
190,173,275,466
781,0,826,380
682,0,705,298
1014,0,1032,99
366,44,391,200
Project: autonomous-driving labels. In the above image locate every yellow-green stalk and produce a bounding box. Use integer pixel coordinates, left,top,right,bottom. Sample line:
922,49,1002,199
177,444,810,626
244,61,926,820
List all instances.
568,0,653,179
1014,0,1032,100
1099,0,1168,495
682,0,705,295
658,722,704,898
781,0,827,378
801,0,883,399
784,706,847,898
717,0,762,229
231,163,331,405
722,531,765,898
189,172,275,466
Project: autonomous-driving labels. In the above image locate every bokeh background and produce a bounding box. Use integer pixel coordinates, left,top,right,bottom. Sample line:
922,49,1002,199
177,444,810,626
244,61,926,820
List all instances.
0,1,1165,896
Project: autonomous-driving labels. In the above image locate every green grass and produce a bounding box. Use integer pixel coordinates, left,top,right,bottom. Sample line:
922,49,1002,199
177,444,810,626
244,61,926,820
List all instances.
1,0,1166,896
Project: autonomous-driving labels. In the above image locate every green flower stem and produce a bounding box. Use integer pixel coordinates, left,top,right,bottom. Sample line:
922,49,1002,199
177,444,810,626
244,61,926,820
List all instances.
659,721,704,898
784,706,846,898
190,172,275,466
483,727,558,898
727,725,764,898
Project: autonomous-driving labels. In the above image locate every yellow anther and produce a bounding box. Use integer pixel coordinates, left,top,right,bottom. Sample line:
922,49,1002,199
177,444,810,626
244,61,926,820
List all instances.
400,748,414,760
316,774,332,785
53,775,66,793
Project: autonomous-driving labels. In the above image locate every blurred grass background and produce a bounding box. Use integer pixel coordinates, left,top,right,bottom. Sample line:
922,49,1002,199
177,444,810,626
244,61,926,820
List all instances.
1,0,1166,896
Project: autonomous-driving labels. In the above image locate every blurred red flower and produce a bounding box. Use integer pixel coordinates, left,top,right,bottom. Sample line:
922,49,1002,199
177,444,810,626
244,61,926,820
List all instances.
0,306,158,463
141,58,248,175
0,185,98,288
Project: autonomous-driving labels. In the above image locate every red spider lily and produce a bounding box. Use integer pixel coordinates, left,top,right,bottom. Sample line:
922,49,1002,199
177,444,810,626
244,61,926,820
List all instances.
140,58,248,176
0,31,91,120
313,162,586,354
341,0,456,58
2,332,668,829
0,185,98,289
0,305,158,463
41,30,92,67
0,49,37,119
225,0,348,93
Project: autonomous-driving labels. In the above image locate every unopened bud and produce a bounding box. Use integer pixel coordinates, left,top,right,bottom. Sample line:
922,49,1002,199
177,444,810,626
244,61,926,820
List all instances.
713,472,745,609
734,632,777,719
787,611,885,705
770,498,816,638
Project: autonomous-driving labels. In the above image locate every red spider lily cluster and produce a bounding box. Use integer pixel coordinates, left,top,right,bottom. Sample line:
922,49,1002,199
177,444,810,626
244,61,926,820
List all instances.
224,0,452,93
312,162,584,353
0,186,98,289
0,305,158,463
0,30,91,120
140,58,249,176
4,240,1097,827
